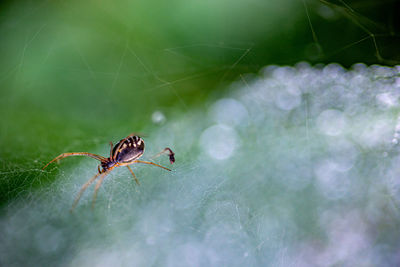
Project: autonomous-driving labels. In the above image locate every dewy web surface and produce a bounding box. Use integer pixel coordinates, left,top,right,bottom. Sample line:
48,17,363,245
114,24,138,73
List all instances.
1,63,400,266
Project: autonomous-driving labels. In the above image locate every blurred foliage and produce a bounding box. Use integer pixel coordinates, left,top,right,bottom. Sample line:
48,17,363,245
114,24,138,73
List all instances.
0,0,400,203
1,63,399,266
1,1,400,265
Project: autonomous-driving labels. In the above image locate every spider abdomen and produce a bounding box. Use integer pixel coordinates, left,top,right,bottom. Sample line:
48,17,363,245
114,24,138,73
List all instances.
113,136,145,163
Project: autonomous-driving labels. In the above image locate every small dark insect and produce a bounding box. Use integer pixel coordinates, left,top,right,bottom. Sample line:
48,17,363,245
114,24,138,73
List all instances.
43,134,175,210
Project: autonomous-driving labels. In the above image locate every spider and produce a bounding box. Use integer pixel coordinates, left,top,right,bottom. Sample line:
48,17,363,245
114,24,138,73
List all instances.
42,134,175,210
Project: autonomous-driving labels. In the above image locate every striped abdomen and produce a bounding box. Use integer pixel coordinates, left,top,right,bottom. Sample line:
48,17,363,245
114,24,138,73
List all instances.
112,135,145,163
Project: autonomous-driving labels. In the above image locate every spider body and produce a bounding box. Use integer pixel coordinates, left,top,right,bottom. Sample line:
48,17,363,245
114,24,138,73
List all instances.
42,134,175,210
101,135,145,173
100,160,117,172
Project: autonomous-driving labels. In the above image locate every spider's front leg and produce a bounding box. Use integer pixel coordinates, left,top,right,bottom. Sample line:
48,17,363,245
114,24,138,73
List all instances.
152,147,175,164
42,152,106,170
132,160,172,171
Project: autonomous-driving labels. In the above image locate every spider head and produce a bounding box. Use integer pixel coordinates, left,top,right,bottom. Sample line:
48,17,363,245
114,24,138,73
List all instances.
100,159,116,172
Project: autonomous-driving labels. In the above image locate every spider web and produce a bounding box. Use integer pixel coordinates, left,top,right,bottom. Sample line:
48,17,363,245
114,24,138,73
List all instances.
1,64,400,266
1,0,400,266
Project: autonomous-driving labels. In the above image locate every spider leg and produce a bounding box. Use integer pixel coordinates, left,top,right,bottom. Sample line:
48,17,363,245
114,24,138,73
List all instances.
43,152,106,170
109,142,113,158
70,171,102,212
151,147,175,164
132,160,172,171
91,171,109,209
126,166,140,185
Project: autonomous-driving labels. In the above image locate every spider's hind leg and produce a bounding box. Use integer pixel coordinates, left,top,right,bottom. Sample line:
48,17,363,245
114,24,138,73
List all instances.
109,142,113,158
92,171,109,209
127,166,140,186
70,172,102,212
98,164,102,174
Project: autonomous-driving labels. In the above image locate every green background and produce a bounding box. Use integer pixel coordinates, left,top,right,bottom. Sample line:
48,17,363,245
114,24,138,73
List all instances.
1,1,400,266
1,0,399,202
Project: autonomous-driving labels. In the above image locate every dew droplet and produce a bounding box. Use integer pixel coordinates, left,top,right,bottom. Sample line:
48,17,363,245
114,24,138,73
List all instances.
275,90,301,111
200,124,239,160
317,109,347,136
210,98,249,127
152,110,166,124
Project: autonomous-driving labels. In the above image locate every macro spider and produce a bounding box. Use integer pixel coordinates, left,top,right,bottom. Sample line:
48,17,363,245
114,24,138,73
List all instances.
43,134,175,210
